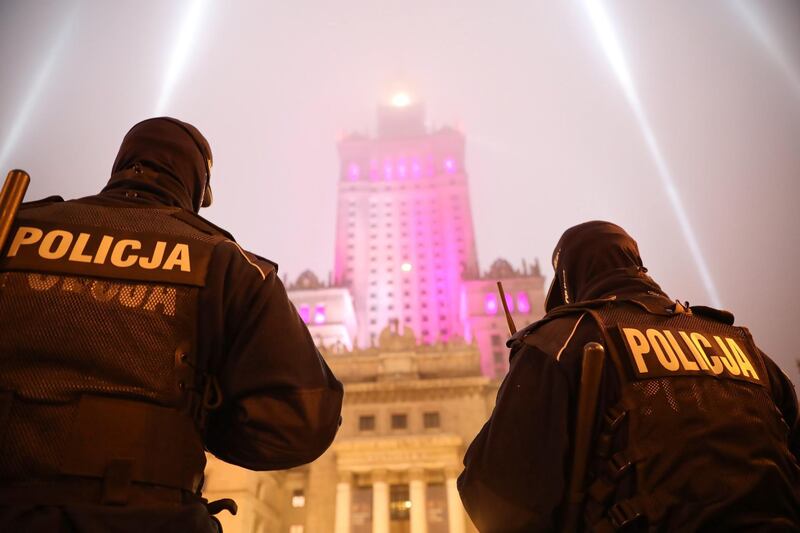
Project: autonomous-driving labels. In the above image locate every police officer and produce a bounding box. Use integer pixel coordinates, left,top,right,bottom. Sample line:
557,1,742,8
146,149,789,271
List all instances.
0,118,343,532
458,221,800,531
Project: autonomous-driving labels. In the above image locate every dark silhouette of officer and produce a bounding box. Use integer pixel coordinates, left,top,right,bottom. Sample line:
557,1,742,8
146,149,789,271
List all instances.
459,221,800,532
0,118,343,532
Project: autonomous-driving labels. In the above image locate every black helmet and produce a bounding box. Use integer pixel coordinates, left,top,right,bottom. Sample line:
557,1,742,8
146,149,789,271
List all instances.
545,221,664,311
111,117,213,212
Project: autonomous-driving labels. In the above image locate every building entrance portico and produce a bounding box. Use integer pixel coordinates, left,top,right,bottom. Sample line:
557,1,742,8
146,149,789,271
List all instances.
334,435,466,533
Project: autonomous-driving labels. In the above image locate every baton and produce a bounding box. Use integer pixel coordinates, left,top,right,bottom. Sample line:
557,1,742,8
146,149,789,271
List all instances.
0,169,31,255
562,341,606,533
497,281,516,335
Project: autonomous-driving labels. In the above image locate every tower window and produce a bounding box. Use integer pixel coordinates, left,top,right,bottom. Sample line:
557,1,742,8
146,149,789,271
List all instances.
359,415,375,431
291,489,306,508
391,414,407,429
423,412,440,429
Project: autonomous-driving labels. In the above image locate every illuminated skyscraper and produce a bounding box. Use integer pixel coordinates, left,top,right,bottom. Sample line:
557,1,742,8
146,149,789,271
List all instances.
334,97,479,348
206,98,546,533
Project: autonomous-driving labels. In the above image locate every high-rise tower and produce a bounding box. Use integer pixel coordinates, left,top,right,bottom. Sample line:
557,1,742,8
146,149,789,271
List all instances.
334,96,479,347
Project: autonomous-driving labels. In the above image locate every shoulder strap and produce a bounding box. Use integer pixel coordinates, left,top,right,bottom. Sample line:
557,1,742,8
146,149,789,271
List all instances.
583,308,633,387
170,210,234,241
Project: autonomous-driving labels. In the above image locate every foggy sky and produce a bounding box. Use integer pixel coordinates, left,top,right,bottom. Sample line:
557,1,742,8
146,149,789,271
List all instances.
1,0,799,384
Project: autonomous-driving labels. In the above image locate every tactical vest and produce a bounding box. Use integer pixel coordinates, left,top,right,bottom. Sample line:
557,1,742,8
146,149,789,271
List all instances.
582,302,800,530
0,200,225,503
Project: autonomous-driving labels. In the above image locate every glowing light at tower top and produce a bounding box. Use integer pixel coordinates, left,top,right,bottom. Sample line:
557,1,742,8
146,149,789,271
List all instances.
391,92,412,107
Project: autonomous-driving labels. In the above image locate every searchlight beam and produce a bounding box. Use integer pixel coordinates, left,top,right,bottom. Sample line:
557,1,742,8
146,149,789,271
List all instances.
584,0,723,307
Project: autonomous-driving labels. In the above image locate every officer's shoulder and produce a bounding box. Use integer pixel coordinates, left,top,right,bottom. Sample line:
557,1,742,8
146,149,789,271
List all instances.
689,305,735,325
170,210,279,278
19,195,64,209
219,240,279,281
510,302,604,358
169,209,235,240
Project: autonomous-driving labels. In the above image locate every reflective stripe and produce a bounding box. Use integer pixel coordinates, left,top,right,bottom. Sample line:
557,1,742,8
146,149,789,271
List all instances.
228,241,266,280
556,312,587,361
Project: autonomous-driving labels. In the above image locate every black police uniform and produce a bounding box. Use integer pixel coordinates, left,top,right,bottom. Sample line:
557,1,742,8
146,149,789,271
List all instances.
0,118,343,532
458,221,800,532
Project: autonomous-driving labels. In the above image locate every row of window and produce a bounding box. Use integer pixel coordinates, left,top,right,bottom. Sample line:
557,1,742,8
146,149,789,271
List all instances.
345,158,460,181
298,304,326,325
358,411,440,431
484,292,531,315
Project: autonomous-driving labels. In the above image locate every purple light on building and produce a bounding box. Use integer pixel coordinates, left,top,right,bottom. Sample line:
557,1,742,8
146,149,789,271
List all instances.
299,304,310,323
314,304,326,324
348,163,360,180
444,158,456,173
411,160,421,177
517,292,531,313
485,293,498,315
334,101,478,349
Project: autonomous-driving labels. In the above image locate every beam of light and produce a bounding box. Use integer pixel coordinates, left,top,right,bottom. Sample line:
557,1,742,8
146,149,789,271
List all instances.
731,0,800,101
0,12,75,173
154,0,211,115
583,0,722,307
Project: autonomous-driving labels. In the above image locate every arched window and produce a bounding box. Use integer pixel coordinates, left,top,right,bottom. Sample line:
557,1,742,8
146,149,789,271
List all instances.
485,293,498,315
517,292,531,313
298,304,310,324
314,304,326,324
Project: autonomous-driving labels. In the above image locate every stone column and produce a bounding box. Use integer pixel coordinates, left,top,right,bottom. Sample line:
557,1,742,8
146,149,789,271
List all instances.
372,469,390,533
445,467,465,533
334,471,352,533
409,468,428,533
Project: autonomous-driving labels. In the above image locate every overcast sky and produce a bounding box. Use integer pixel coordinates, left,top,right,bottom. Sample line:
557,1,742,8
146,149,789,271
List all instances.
1,0,798,383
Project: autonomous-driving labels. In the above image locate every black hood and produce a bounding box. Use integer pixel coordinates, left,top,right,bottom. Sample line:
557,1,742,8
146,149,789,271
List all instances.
102,117,212,212
544,221,668,312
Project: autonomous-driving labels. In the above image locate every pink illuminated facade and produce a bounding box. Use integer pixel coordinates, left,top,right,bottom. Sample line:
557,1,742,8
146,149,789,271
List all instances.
294,97,549,377
463,259,545,376
334,101,480,347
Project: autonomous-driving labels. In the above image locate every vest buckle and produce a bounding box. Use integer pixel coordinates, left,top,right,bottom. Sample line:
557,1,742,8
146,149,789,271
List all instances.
608,451,633,481
608,499,645,529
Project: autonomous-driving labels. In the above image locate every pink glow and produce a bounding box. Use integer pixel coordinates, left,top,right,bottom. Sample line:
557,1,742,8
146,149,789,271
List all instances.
334,114,475,349
444,158,456,172
411,160,421,177
299,304,310,323
517,292,530,313
314,304,326,324
348,162,360,180
485,293,498,314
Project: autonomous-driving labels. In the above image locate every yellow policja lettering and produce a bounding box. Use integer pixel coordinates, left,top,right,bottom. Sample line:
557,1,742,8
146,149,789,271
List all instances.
664,330,699,371
623,327,650,373
93,235,114,264
110,239,141,267
7,226,43,257
690,333,724,375
713,336,742,375
646,329,681,371
69,233,93,263
39,230,73,260
726,338,759,380
678,331,710,370
162,243,191,272
139,241,166,269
